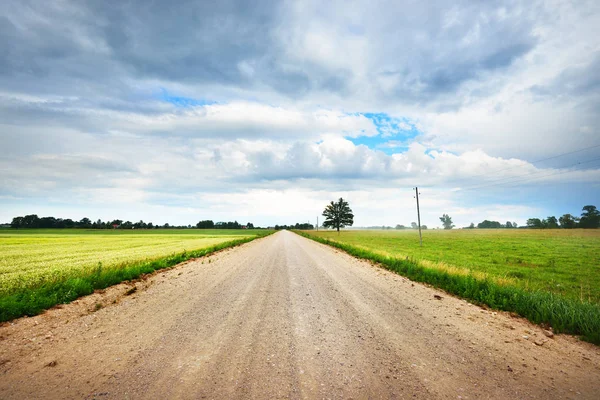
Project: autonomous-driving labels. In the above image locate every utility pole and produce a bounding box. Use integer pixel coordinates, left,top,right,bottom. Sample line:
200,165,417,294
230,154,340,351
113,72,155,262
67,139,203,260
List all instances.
316,216,319,231
414,187,423,247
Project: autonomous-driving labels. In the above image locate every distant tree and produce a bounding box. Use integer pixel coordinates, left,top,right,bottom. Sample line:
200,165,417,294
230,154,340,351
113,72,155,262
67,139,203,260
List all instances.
246,222,254,229
39,216,57,228
559,213,578,229
411,222,418,229
421,225,428,230
295,222,314,230
215,221,242,229
468,222,475,229
439,214,454,230
196,220,215,229
322,198,354,232
134,220,147,229
395,224,406,230
10,216,24,228
79,217,92,228
513,222,518,228
477,220,503,229
579,205,600,229
545,216,559,229
21,214,40,228
526,218,543,229
505,221,513,228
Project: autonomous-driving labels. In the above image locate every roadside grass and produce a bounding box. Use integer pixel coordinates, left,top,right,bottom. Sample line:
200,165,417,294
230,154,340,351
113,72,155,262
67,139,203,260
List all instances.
0,229,273,322
302,229,600,302
295,230,600,345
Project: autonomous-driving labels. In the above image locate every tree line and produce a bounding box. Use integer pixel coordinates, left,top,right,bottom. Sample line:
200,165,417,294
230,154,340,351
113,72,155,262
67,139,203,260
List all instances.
8,215,259,230
394,223,429,230
273,223,314,230
465,220,518,229
196,220,257,229
459,205,599,229
525,205,599,229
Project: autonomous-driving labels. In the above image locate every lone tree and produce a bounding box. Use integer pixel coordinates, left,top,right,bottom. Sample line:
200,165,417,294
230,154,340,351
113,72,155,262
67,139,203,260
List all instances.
439,214,454,230
322,198,354,232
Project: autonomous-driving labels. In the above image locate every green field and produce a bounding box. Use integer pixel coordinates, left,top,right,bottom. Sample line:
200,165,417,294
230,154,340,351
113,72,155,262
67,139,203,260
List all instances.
305,229,600,302
0,229,272,321
299,229,600,344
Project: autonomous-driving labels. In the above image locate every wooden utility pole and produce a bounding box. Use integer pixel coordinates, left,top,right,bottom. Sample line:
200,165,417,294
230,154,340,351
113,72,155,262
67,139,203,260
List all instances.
415,187,423,247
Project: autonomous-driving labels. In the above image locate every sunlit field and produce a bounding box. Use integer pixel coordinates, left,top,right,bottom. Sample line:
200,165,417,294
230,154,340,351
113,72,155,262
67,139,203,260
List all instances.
306,229,600,302
300,228,600,344
0,229,272,321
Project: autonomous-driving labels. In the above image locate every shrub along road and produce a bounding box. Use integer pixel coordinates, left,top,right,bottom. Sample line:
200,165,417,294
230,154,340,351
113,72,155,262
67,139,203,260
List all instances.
0,231,598,399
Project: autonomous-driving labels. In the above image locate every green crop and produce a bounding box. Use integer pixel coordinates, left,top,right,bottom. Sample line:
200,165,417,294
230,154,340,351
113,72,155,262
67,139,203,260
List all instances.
0,229,272,321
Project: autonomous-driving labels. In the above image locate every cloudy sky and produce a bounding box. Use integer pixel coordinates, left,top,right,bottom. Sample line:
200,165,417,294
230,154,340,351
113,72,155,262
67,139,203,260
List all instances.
1,0,599,228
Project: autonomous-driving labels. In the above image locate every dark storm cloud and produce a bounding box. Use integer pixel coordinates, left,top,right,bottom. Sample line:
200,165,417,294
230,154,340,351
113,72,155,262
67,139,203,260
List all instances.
89,0,279,85
422,42,533,93
0,0,539,106
0,3,117,94
0,0,283,104
368,1,537,103
531,53,600,103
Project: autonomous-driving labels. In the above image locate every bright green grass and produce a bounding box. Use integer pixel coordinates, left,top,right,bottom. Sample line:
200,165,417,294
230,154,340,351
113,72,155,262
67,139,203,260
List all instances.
0,229,272,320
306,229,600,303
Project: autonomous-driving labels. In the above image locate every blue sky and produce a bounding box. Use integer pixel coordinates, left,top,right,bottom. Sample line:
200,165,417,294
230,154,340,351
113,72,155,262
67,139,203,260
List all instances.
348,113,420,154
0,0,599,228
157,89,216,108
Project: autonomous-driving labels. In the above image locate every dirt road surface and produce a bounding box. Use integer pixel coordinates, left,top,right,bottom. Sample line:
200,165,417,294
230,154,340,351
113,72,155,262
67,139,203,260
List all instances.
1,230,599,399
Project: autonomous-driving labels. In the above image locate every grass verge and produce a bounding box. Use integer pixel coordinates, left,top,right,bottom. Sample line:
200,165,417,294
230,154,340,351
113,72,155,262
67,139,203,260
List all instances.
0,233,270,322
295,231,600,345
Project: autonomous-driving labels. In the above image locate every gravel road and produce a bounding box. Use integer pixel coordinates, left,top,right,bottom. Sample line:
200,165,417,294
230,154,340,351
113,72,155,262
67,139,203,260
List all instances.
1,230,599,399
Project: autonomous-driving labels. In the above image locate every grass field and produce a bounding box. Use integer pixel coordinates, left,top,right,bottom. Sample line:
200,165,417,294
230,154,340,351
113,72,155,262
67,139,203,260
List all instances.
0,229,272,321
305,229,600,302
299,229,600,344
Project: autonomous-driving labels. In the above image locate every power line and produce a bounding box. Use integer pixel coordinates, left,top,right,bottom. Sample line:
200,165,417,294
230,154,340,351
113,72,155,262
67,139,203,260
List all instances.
496,159,600,190
456,156,600,192
464,143,600,182
457,156,596,191
461,157,600,192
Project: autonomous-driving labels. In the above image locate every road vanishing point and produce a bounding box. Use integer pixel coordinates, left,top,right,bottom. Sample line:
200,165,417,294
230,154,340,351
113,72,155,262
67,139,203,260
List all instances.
1,230,599,399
